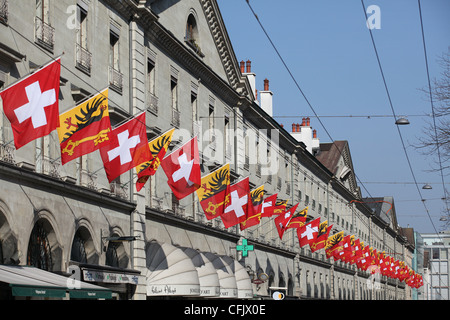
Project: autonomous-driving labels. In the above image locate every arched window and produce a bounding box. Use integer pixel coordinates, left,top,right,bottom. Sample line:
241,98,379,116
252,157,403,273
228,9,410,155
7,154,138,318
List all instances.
71,230,87,263
185,14,197,43
105,242,119,268
27,222,52,271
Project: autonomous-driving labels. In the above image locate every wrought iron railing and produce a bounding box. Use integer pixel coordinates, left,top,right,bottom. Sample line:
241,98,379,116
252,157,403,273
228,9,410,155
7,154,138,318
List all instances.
109,66,123,93
0,0,8,24
35,17,55,51
76,44,92,74
147,91,158,115
171,108,180,128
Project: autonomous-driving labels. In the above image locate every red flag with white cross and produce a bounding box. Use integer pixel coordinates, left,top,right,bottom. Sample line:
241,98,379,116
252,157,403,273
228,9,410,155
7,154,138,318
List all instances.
161,136,201,200
99,112,150,182
0,58,61,149
220,177,249,228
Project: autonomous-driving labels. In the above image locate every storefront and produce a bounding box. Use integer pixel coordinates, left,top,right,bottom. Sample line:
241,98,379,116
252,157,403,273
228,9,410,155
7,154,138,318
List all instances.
0,265,112,300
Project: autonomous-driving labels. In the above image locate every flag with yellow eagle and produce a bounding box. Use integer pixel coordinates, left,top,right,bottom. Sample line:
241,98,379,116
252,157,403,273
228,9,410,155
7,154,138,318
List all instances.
309,220,332,253
325,231,344,260
196,164,230,220
57,89,111,164
135,128,175,191
240,185,265,231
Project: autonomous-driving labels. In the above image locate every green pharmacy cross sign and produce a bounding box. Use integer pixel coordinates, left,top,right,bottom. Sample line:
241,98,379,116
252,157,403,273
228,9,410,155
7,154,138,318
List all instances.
237,239,254,258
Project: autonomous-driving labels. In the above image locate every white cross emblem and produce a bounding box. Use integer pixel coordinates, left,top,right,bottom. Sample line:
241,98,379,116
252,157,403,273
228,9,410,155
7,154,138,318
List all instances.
224,190,248,218
301,224,318,240
172,153,194,186
261,201,272,213
107,130,141,165
14,81,56,128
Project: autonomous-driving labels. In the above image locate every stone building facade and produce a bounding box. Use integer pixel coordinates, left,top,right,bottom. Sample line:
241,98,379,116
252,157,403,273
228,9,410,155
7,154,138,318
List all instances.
0,0,414,299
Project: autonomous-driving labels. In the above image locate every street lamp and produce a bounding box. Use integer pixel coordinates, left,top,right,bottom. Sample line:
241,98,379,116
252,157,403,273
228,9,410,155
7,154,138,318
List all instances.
395,117,410,125
422,184,432,190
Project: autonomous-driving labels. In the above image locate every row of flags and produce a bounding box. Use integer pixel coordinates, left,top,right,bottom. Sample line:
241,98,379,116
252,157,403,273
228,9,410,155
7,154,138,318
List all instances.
0,58,423,289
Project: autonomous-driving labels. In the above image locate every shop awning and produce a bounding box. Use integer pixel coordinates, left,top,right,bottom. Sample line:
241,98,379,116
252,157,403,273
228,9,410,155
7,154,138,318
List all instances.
0,265,112,299
205,253,238,298
145,241,200,296
233,260,253,299
180,247,220,297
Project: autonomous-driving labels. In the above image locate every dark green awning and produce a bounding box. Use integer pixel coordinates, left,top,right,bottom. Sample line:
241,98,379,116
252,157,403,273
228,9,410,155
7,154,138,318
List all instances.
0,265,112,299
11,284,67,298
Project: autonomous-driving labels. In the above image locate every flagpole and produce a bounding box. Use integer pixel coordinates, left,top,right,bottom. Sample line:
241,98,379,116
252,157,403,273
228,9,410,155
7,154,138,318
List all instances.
0,53,64,94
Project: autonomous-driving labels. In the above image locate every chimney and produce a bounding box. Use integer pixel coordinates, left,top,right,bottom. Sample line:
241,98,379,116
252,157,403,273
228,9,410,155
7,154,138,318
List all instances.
290,117,320,155
260,78,273,116
242,59,257,103
246,60,252,73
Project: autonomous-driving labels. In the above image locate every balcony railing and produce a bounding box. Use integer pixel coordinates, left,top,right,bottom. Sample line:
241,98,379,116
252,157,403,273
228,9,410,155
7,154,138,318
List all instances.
0,142,15,164
109,66,123,93
0,0,8,24
147,91,158,115
171,108,180,128
35,17,54,51
76,44,92,75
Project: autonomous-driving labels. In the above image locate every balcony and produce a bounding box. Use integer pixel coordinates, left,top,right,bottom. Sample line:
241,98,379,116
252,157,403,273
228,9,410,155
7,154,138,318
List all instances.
109,66,123,94
35,17,54,52
171,108,180,128
0,142,15,164
0,0,8,24
147,92,158,115
75,44,92,75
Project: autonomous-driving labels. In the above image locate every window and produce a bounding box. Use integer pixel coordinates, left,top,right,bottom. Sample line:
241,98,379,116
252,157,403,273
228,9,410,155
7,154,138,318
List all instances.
147,58,158,114
171,78,180,127
109,29,123,93
71,230,87,263
75,5,91,74
433,248,440,260
185,13,203,56
185,14,197,42
27,222,52,271
35,0,54,51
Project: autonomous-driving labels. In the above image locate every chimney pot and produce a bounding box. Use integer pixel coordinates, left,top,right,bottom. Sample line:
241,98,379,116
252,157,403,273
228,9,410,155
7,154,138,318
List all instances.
255,89,258,100
302,118,306,126
296,123,300,132
246,60,252,73
264,78,269,91
306,117,310,126
313,129,317,138
240,60,245,73
292,123,296,132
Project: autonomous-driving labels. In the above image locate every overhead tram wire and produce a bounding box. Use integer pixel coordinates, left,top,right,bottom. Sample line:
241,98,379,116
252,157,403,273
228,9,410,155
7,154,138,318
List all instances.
244,1,397,249
417,0,450,218
244,0,394,222
360,0,443,237
361,1,446,293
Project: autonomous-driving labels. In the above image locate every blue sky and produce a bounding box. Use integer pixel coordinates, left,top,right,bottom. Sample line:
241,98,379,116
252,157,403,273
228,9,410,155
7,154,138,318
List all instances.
217,0,450,233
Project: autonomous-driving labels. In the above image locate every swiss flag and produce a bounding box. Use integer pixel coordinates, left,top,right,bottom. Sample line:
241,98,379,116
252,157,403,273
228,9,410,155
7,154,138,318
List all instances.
0,58,61,149
297,217,320,248
260,193,278,218
161,136,201,200
99,112,150,183
274,203,300,239
220,177,249,228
